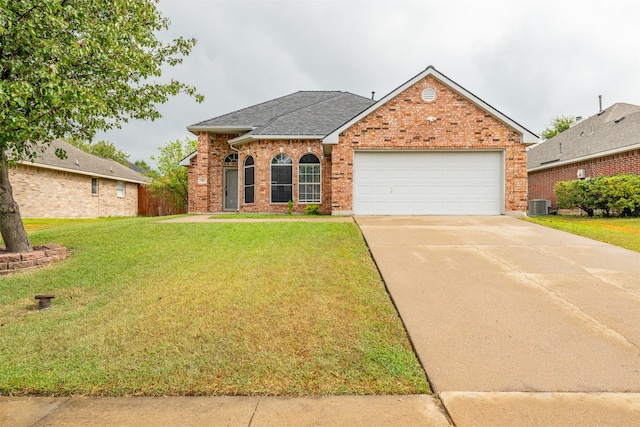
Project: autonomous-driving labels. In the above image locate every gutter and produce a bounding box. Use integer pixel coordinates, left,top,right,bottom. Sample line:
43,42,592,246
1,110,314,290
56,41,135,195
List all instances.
186,125,254,135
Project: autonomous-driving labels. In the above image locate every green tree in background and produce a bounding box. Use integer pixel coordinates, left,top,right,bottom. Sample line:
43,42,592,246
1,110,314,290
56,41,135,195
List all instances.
67,139,131,166
134,160,157,177
0,0,202,252
150,138,197,209
541,116,575,140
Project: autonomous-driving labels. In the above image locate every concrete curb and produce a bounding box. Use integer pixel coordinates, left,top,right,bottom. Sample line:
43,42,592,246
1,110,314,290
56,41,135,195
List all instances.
0,395,451,427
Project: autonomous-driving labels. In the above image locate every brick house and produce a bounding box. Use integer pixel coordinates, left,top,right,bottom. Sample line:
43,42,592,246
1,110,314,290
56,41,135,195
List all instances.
12,139,147,218
183,66,538,216
528,103,640,208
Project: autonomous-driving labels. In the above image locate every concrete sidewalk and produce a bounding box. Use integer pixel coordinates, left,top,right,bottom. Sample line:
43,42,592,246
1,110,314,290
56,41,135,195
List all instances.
357,215,640,426
0,395,451,427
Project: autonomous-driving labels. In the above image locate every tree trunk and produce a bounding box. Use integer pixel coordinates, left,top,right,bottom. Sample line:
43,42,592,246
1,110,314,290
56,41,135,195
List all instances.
0,151,32,253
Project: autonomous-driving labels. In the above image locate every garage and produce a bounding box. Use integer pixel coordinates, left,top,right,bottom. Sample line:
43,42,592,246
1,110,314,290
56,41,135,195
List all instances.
353,151,503,215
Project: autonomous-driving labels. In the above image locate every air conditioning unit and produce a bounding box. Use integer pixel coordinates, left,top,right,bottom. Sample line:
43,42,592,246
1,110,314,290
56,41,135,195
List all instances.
577,169,586,179
529,199,551,216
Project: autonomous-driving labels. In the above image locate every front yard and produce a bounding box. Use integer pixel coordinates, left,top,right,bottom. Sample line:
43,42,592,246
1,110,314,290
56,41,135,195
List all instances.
525,216,640,253
0,217,428,396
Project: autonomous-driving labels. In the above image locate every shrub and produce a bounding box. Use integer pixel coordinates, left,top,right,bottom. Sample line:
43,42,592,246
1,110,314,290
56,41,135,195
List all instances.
304,204,320,215
554,174,640,217
599,174,640,217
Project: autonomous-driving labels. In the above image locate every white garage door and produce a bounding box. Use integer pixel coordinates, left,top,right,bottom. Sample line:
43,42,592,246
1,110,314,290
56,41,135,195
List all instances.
353,151,503,215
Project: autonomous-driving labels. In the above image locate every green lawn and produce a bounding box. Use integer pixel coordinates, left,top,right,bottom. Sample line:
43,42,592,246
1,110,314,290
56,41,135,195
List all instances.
524,216,640,253
0,217,428,396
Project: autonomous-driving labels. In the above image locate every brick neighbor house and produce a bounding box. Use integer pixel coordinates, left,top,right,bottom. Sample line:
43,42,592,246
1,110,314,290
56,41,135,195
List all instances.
528,103,640,209
183,66,538,216
12,139,147,218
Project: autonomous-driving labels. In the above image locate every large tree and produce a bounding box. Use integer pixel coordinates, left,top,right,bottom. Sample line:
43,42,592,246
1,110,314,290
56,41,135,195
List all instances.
149,138,196,209
0,0,202,252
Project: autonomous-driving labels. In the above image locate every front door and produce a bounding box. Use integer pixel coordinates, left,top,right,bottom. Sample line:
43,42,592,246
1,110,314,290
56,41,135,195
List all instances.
224,169,238,211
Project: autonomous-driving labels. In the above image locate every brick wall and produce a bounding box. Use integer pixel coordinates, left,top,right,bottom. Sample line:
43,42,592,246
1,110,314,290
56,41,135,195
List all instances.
331,75,528,214
187,137,331,214
236,140,331,214
188,132,241,213
528,148,640,207
11,164,139,218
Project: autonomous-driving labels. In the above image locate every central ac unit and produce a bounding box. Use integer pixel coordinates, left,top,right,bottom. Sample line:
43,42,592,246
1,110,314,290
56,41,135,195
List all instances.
529,199,551,216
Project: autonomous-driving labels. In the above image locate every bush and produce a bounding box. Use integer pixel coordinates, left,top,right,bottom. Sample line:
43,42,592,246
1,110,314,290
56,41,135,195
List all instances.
304,204,320,215
554,174,640,217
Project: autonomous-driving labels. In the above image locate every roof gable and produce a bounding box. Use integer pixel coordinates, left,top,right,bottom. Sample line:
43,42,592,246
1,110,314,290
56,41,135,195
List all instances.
19,139,148,184
527,103,640,171
322,66,539,144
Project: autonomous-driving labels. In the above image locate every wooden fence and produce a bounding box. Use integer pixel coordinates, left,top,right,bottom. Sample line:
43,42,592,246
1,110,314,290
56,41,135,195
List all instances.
138,185,186,217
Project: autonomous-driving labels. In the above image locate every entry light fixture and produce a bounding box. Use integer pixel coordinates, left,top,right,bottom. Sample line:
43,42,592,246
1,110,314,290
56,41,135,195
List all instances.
427,116,437,124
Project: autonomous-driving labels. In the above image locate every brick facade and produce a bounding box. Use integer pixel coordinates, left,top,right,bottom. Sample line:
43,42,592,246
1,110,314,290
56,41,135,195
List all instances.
187,74,530,215
11,164,139,218
331,75,528,214
528,148,640,207
188,138,331,214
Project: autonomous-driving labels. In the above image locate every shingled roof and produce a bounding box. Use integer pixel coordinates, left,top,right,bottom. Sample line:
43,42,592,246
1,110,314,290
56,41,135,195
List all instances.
528,103,640,171
187,91,375,142
19,139,148,184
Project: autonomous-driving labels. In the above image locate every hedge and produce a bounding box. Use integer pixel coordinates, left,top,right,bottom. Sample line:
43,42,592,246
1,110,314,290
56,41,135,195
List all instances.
554,174,640,217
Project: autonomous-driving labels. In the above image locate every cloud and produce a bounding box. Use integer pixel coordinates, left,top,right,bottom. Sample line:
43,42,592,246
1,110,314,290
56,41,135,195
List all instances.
97,0,640,163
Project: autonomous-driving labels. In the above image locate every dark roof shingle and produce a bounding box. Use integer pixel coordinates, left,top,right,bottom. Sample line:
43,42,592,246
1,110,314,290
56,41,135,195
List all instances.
22,139,148,183
527,103,640,170
189,91,375,136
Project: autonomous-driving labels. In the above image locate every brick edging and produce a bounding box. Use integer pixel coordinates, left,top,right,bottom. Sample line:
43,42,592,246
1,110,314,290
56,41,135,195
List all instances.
0,244,67,275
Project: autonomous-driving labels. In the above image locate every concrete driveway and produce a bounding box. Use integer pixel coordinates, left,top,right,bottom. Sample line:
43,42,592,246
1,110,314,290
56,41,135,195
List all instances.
357,216,640,425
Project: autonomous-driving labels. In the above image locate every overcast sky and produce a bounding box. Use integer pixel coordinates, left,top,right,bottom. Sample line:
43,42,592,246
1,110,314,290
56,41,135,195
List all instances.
96,0,640,165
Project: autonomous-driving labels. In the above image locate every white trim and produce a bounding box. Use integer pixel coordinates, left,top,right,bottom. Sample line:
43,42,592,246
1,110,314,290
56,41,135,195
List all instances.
229,134,323,146
116,180,126,198
18,161,147,184
352,149,505,215
179,151,197,167
322,66,539,145
527,142,640,172
187,125,253,134
298,154,321,204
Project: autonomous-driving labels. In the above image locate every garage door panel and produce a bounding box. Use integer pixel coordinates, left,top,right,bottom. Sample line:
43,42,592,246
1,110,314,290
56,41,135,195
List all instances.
353,151,502,215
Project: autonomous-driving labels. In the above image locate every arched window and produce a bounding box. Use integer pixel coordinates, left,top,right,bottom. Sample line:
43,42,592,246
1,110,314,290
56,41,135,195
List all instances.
223,153,238,163
271,153,292,203
298,154,321,203
244,156,254,204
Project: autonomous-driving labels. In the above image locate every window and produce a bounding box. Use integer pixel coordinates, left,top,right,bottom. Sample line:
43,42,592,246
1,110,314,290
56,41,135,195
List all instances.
244,156,255,204
116,181,126,198
299,154,321,203
271,153,292,203
224,153,238,163
91,178,99,195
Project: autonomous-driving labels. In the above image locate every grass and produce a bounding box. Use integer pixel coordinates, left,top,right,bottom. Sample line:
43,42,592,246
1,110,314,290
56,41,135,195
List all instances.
209,213,310,219
524,216,640,253
0,217,428,396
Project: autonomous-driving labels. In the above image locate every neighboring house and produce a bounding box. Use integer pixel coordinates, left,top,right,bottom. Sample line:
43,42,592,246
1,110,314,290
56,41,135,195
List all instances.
182,66,538,216
528,103,640,207
11,139,147,218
